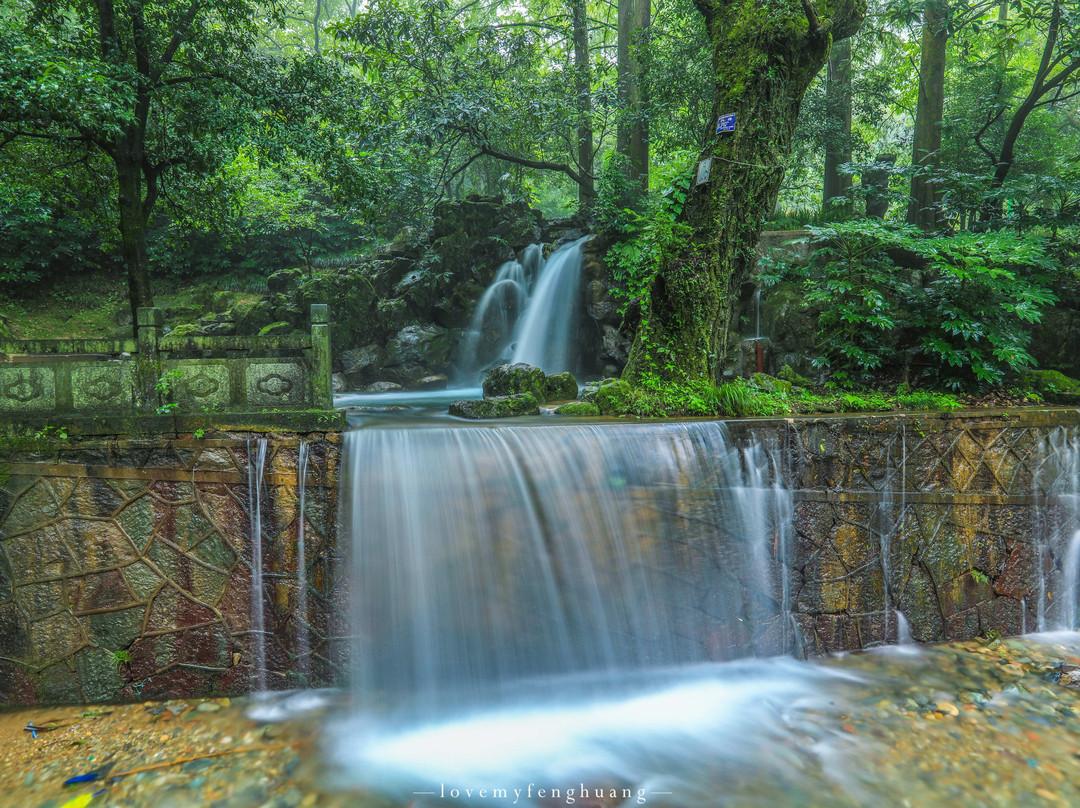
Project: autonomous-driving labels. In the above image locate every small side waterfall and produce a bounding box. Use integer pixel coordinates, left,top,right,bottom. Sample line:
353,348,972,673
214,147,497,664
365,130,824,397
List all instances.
1035,428,1080,630
456,238,587,381
342,421,793,718
296,440,311,683
247,438,269,692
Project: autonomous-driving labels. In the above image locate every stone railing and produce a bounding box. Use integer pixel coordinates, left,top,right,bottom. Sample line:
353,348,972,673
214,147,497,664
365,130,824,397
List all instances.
0,304,333,423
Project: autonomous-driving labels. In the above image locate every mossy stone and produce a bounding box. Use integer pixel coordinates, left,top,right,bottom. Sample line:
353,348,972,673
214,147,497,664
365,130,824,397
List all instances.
449,393,540,419
1020,369,1080,404
167,322,206,339
554,402,601,416
777,364,813,388
258,321,292,336
544,372,579,402
751,372,792,395
584,378,631,415
483,363,549,402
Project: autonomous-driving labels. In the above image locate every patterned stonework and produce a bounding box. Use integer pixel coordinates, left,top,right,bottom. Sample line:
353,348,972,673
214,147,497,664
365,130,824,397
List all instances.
728,411,1080,655
0,435,343,705
0,367,55,414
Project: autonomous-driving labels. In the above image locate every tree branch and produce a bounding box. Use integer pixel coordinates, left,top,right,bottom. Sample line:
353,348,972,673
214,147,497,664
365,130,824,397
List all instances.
478,145,592,186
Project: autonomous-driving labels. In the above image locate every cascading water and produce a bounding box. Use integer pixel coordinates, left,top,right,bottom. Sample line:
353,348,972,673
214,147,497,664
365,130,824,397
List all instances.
341,421,794,717
296,440,311,683
509,236,588,373
247,438,269,692
455,239,587,382
331,421,816,802
1037,427,1080,630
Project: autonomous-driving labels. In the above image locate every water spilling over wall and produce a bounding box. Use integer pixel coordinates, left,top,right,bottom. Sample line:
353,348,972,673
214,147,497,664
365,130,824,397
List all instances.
340,421,793,717
5,411,1080,704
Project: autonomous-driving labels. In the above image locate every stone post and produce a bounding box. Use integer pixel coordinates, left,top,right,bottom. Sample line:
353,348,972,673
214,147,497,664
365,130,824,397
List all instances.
136,307,163,412
310,304,333,410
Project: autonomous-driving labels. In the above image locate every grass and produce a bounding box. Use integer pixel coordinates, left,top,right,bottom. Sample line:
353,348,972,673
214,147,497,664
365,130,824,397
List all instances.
620,377,966,418
0,272,267,339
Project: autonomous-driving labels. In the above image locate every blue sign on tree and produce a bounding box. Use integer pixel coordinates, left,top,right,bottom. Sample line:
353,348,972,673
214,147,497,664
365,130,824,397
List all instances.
716,113,736,134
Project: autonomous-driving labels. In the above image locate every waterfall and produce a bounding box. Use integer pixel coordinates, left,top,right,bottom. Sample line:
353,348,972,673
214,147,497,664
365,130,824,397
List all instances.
1035,428,1080,630
296,440,311,684
510,237,588,373
341,421,793,718
247,438,269,692
456,239,587,382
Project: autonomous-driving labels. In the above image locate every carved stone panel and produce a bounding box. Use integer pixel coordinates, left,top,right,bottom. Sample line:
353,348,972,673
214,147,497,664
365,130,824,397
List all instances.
245,362,307,409
0,366,55,414
72,363,135,413
166,362,232,409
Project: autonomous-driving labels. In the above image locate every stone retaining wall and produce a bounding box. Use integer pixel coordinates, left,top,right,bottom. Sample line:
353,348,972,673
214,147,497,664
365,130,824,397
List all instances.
0,434,343,705
728,408,1080,655
5,409,1080,705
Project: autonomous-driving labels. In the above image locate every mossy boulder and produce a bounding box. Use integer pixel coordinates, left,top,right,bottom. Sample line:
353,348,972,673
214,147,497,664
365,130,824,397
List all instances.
165,323,206,339
751,372,792,395
777,364,813,389
1020,369,1080,404
483,363,548,401
544,372,579,402
582,378,631,414
449,393,540,419
258,321,291,336
211,291,234,313
231,300,274,335
554,402,601,416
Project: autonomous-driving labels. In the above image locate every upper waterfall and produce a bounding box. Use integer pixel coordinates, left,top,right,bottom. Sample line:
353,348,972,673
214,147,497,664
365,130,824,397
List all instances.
455,237,588,382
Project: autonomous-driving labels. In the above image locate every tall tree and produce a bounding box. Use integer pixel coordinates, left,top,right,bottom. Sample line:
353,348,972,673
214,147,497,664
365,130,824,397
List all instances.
617,0,651,191
0,0,354,326
978,0,1080,205
623,0,864,384
908,0,948,229
822,38,853,211
572,0,596,207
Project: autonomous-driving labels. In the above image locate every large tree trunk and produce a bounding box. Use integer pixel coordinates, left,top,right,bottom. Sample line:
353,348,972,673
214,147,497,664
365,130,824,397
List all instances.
617,0,650,192
822,38,853,213
907,0,946,230
622,0,864,384
571,0,595,209
116,155,155,330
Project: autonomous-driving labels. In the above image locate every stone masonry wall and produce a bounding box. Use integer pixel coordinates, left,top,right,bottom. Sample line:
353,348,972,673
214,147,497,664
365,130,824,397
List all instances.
728,409,1080,656
5,410,1080,705
0,434,342,706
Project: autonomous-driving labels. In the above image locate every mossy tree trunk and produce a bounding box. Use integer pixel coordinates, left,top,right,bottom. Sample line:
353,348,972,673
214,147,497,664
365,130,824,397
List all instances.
622,0,864,384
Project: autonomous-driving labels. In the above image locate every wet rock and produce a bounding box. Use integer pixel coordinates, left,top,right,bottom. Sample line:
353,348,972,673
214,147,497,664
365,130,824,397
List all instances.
544,372,579,402
331,373,347,393
364,382,403,394
582,378,631,415
554,402,601,417
384,324,451,382
449,394,540,419
340,344,383,388
483,363,548,401
413,374,448,391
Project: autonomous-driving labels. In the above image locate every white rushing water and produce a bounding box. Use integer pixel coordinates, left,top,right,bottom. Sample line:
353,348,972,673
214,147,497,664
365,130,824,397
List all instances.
332,421,813,803
247,438,269,692
456,238,588,382
296,440,311,683
1035,428,1080,630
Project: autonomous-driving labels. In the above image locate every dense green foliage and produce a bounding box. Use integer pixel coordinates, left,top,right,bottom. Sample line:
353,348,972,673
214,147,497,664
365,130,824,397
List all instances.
762,221,1060,389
